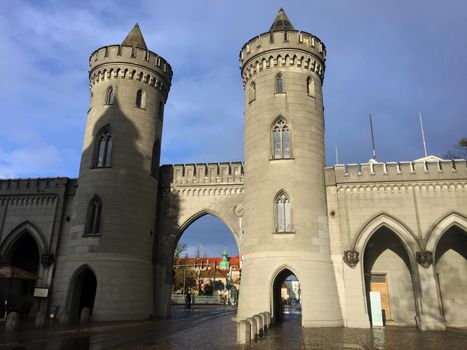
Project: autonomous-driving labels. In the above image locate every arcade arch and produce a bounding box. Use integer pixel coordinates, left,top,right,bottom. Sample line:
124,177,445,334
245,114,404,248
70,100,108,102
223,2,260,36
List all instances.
171,212,240,305
428,214,467,326
362,226,418,326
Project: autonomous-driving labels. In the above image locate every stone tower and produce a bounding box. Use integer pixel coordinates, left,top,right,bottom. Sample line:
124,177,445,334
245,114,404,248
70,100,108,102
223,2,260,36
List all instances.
237,10,343,326
54,25,172,321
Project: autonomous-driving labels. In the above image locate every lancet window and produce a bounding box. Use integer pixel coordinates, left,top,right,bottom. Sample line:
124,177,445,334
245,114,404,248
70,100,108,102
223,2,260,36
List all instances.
307,77,316,97
85,195,103,235
106,87,115,105
95,125,112,168
272,117,291,159
136,89,146,109
275,73,284,93
275,191,292,232
249,82,256,102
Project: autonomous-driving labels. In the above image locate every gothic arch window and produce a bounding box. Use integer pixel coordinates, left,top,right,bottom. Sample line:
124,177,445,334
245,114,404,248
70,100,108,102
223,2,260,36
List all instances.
249,82,256,102
275,73,284,93
136,89,146,109
94,125,112,168
85,195,103,235
272,117,291,159
275,191,292,232
106,87,115,105
307,77,316,97
151,139,160,178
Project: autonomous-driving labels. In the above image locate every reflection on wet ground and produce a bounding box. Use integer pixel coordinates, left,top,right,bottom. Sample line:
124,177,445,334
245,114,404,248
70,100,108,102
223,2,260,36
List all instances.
0,305,466,349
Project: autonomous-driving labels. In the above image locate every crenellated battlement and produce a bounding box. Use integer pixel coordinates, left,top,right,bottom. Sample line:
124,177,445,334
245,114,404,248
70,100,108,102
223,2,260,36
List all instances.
0,177,77,194
239,30,326,85
325,159,467,185
160,162,244,187
89,45,173,98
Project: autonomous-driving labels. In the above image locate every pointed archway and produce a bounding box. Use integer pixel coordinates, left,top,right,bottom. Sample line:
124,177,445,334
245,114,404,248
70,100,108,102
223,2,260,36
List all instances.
271,268,301,324
1,231,40,317
68,266,97,322
363,226,417,326
171,213,240,312
433,225,467,327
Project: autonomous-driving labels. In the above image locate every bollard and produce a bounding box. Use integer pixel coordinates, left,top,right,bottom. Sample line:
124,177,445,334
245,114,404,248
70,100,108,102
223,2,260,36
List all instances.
253,314,263,337
260,312,267,332
5,312,20,332
246,317,257,341
237,319,251,344
265,311,271,328
35,310,47,328
80,307,91,323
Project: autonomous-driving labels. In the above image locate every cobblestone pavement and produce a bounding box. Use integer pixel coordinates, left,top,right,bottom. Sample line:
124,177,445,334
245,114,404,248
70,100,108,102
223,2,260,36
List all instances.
1,306,466,349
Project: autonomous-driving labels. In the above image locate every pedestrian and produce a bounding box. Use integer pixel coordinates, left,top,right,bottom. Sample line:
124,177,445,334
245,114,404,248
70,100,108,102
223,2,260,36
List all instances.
185,292,192,311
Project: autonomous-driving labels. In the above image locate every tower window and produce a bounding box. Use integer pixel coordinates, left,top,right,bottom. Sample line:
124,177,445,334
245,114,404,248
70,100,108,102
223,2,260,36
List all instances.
106,87,115,105
307,77,316,97
151,139,160,178
249,82,256,102
275,191,292,232
85,195,103,235
136,89,146,109
272,117,291,159
94,125,112,168
275,73,284,93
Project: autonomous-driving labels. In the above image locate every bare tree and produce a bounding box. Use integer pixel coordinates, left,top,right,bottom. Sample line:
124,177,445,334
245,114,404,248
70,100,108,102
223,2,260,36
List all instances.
445,137,467,159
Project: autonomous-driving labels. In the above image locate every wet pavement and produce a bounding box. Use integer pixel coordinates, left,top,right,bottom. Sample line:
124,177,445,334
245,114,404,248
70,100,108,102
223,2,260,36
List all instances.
0,305,466,349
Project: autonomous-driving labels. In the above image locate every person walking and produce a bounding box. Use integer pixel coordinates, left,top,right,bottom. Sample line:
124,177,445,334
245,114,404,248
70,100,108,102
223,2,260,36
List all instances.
184,292,192,311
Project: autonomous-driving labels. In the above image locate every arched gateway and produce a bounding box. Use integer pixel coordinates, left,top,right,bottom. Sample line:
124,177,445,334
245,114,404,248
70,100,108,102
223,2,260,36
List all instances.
2,10,465,332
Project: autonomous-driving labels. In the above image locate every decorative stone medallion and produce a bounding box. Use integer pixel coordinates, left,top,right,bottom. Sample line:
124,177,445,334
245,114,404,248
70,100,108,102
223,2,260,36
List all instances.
343,250,359,268
233,204,244,218
416,250,433,268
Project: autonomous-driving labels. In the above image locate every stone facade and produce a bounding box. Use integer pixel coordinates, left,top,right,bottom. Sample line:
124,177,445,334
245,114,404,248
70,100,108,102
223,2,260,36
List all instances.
0,11,466,330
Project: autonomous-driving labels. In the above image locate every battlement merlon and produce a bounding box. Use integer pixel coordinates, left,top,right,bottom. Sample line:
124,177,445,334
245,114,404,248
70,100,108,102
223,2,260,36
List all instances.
239,30,326,84
89,45,173,96
325,159,467,185
0,177,78,195
159,162,244,187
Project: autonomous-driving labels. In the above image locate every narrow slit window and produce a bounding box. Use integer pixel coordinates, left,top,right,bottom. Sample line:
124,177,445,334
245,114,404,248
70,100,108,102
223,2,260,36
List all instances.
276,74,283,93
136,89,146,109
307,77,316,97
249,82,256,102
106,87,115,105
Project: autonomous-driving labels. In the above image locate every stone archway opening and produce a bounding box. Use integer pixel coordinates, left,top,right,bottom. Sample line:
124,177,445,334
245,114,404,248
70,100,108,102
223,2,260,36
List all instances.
68,267,97,322
434,225,467,327
272,269,301,324
171,213,240,310
1,231,39,318
363,227,417,327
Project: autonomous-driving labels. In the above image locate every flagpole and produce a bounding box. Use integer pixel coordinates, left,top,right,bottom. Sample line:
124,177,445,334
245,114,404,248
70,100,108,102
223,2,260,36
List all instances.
419,112,428,158
335,145,339,164
369,114,377,161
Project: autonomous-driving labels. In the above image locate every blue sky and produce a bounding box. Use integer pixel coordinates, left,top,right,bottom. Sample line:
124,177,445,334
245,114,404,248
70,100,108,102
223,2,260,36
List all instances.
1,1,466,257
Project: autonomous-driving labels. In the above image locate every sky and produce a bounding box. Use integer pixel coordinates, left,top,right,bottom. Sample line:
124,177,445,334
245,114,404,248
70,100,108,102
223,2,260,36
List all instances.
1,1,466,257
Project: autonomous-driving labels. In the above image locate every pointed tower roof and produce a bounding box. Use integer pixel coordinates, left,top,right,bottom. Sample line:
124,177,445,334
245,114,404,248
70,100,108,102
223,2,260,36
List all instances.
270,8,295,31
122,23,147,50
